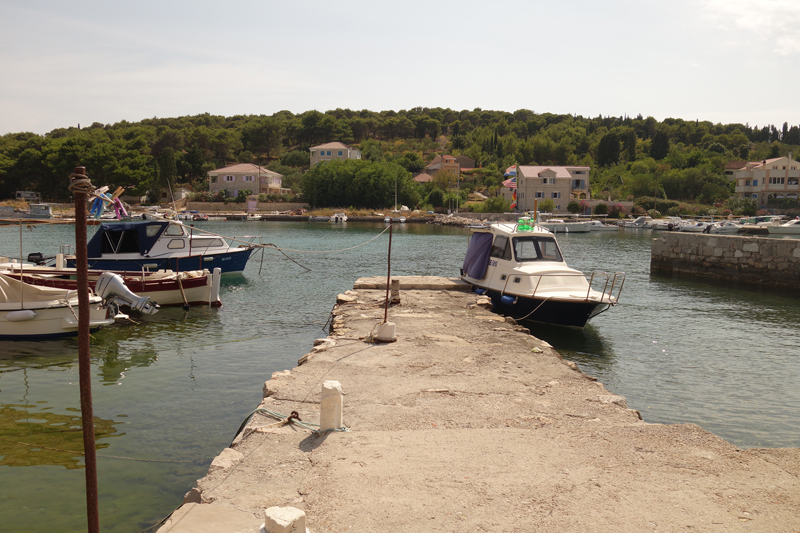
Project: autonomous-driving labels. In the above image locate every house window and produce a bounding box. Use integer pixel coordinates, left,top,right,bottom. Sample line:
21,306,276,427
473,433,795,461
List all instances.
211,176,217,183
338,151,343,156
769,177,785,184
327,151,332,156
224,175,235,182
542,178,548,184
753,179,758,186
745,180,750,186
311,151,315,156
535,192,544,198
243,175,254,182
551,192,560,199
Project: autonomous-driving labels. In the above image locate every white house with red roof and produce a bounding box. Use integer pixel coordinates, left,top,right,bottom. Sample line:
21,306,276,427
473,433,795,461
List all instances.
727,156,800,207
207,163,283,197
503,165,590,212
310,142,361,166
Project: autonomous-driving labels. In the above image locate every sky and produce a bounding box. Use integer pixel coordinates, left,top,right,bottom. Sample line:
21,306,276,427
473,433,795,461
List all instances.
1,0,799,135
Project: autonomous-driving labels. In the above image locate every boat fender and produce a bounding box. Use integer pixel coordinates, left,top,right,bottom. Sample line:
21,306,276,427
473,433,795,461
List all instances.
7,310,38,322
475,288,487,295
500,295,516,306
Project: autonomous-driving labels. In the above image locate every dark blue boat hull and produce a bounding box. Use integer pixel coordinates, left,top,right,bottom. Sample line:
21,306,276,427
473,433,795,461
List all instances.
67,248,254,274
480,287,609,328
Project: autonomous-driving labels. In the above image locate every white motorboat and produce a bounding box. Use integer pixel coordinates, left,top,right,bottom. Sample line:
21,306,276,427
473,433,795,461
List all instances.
1,265,222,308
0,272,153,339
65,219,256,274
650,217,683,231
768,218,800,235
331,212,348,223
536,219,591,233
680,221,714,233
459,222,624,327
709,220,744,234
623,215,653,229
587,220,620,231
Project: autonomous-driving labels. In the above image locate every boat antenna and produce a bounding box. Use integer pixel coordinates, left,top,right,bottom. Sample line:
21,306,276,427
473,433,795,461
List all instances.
165,169,177,216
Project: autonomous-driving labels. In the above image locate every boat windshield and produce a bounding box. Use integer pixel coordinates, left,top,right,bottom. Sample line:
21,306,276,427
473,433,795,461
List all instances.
512,236,563,262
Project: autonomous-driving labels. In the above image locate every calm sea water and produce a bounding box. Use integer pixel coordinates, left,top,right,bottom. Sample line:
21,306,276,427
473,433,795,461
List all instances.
0,221,798,532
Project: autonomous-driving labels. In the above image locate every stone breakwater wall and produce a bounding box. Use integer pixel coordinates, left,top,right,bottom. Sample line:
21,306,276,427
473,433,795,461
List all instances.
650,232,800,288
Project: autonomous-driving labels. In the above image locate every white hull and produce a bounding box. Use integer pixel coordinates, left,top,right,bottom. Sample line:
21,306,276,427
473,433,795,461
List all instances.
537,221,591,233
0,274,114,339
768,220,800,235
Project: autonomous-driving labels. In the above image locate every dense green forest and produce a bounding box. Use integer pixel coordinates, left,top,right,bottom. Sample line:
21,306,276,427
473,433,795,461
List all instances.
1,108,798,210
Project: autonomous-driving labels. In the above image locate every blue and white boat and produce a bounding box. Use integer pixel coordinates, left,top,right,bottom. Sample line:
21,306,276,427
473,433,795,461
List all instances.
460,221,625,327
66,220,256,274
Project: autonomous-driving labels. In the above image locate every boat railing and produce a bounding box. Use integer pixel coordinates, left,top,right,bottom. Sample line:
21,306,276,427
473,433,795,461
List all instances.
500,270,625,304
59,244,76,256
587,271,625,304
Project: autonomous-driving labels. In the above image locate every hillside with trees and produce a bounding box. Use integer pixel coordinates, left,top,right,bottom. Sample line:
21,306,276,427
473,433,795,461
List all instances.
1,108,798,212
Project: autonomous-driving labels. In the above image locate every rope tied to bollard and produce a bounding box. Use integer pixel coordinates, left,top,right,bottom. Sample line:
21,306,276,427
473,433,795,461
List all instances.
231,407,349,445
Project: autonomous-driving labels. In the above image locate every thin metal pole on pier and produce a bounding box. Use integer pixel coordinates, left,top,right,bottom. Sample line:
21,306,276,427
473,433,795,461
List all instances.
383,221,393,323
70,166,100,533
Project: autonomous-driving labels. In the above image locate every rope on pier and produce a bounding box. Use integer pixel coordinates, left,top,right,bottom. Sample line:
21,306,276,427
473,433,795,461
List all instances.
231,407,349,445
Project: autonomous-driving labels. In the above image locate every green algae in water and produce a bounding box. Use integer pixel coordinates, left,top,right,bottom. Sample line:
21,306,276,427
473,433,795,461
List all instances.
0,405,122,469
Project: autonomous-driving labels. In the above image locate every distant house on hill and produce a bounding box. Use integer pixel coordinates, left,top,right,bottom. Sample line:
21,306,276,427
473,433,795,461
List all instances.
310,142,361,166
207,163,284,197
424,154,475,176
503,165,590,213
726,156,800,207
413,172,435,184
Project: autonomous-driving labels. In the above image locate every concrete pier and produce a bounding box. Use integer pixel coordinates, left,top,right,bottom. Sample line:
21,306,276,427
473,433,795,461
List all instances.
158,276,800,533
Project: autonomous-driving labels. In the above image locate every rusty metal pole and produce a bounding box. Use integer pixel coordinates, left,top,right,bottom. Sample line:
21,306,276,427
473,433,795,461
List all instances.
72,166,100,533
383,221,393,323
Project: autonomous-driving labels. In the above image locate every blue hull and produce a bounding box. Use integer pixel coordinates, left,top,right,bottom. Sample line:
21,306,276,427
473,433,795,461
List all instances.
480,287,609,328
67,248,254,274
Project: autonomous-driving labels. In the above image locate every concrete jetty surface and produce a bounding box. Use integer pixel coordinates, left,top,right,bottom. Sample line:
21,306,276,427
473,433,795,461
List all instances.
158,276,800,533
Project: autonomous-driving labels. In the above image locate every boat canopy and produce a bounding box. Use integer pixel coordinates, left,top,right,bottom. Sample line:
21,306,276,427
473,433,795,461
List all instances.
87,221,169,257
462,232,493,279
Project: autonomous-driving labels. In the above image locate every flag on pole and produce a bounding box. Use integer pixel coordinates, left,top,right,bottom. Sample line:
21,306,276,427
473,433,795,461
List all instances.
510,190,517,210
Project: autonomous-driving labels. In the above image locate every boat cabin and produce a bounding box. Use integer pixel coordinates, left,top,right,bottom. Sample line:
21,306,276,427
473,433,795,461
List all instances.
87,221,227,258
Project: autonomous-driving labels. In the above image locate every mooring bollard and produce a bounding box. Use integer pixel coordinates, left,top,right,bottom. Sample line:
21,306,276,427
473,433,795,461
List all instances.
320,380,342,432
262,506,306,533
390,278,400,304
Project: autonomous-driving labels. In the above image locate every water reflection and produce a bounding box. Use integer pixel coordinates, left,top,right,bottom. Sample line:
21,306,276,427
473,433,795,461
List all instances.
522,321,616,376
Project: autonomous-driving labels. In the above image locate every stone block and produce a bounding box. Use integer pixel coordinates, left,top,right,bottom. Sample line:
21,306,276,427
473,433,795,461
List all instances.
743,242,759,253
320,380,343,431
263,506,306,533
208,447,243,474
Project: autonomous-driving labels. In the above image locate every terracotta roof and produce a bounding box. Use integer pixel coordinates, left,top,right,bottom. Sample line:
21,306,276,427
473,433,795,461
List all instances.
207,163,282,176
310,142,354,150
455,155,475,169
425,155,443,169
516,165,589,179
413,172,434,183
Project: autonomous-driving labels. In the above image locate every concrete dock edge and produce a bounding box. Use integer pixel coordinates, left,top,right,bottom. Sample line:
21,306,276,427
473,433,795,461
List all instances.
158,276,800,533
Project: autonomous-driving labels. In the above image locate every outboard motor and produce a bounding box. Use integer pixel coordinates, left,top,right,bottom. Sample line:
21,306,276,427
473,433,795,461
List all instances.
95,272,159,315
27,252,46,265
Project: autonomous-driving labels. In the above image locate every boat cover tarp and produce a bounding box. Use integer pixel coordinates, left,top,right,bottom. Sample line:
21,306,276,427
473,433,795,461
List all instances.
462,232,493,279
87,221,168,257
0,273,72,303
